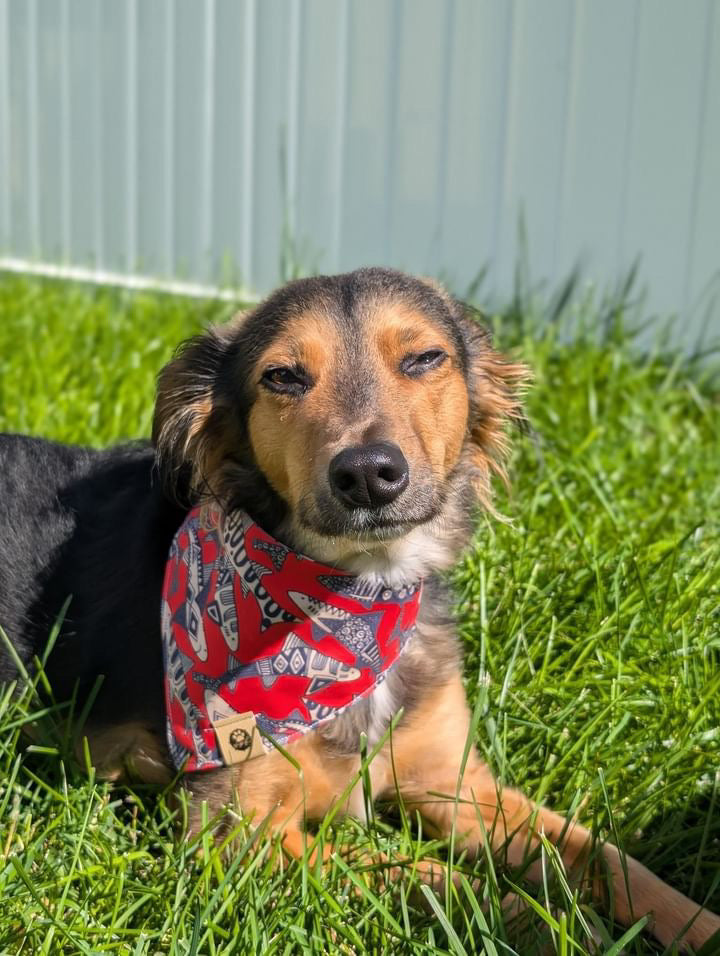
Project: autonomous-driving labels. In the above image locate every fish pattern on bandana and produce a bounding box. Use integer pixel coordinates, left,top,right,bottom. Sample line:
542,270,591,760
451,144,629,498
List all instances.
161,505,422,772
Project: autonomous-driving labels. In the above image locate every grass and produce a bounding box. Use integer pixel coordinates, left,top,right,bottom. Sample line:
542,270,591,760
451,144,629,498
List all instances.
0,273,718,954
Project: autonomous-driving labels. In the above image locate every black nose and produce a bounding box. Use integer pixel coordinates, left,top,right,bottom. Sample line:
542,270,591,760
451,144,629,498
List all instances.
328,442,410,509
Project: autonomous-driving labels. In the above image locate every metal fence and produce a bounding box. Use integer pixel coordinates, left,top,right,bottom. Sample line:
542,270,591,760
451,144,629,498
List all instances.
1,0,718,337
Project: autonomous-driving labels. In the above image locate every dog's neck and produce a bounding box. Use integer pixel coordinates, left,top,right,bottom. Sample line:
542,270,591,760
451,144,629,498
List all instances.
283,516,460,588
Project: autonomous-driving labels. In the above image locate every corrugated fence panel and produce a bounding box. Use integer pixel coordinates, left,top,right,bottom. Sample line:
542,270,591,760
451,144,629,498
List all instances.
552,0,639,286
296,0,346,274
136,0,168,278
36,1,63,263
440,0,511,289
0,0,9,253
687,2,720,325
621,1,710,318
0,0,718,339
6,0,30,258
491,0,577,292
99,1,129,271
211,0,246,285
173,0,207,280
385,0,450,270
336,0,397,273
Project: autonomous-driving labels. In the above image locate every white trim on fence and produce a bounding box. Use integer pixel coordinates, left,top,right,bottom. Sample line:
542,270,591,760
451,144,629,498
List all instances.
0,257,257,302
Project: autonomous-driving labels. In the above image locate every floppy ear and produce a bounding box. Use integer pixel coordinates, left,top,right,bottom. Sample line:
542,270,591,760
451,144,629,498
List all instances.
454,304,529,513
152,324,238,502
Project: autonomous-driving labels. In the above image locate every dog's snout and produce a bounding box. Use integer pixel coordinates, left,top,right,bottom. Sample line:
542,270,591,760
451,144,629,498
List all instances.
329,442,409,509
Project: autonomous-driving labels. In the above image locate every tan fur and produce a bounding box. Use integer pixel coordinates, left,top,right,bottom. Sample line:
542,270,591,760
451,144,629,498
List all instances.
248,311,345,506
249,304,470,514
178,677,719,951
465,345,529,513
381,679,720,950
370,305,470,472
82,722,173,785
146,272,718,951
153,366,225,494
417,277,529,508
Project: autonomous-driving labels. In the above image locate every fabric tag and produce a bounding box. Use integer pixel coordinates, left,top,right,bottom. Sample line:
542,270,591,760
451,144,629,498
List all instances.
211,712,266,765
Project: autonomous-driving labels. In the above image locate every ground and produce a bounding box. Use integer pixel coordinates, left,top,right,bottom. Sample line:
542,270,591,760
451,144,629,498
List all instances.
0,274,718,954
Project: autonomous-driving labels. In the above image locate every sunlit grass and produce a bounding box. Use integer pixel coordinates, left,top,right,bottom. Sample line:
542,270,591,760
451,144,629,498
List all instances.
0,273,718,954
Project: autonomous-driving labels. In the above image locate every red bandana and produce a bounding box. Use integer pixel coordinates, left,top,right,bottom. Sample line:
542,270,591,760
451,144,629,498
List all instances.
161,505,422,772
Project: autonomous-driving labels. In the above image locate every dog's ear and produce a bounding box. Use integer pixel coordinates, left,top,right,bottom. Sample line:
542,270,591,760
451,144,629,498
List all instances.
152,323,238,502
453,302,529,513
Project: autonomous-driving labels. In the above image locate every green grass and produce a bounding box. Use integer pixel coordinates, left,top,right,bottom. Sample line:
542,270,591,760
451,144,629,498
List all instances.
0,274,718,954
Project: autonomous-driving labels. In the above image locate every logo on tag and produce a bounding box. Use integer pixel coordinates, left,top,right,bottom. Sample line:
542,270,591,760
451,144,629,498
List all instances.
229,727,252,752
211,712,265,765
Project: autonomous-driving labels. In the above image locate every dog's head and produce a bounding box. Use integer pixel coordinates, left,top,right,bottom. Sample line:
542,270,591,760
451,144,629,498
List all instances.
153,268,526,579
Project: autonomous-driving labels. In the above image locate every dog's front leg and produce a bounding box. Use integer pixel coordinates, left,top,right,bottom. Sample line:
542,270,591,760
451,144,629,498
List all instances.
183,736,361,862
386,675,720,951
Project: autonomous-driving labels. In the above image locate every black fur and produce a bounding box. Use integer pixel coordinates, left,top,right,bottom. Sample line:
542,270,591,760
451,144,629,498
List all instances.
0,267,500,771
0,435,185,733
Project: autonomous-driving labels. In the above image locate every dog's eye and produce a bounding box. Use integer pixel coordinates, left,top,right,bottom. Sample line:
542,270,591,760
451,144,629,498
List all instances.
260,366,311,395
400,349,448,377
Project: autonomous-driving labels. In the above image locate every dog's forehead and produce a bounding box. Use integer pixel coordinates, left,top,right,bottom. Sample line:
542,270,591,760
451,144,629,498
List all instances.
240,269,466,364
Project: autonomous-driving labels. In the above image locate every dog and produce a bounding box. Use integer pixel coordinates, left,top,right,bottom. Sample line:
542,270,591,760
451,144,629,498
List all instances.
0,267,718,951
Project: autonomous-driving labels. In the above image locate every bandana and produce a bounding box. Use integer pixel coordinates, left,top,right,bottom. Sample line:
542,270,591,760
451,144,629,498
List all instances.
161,505,421,772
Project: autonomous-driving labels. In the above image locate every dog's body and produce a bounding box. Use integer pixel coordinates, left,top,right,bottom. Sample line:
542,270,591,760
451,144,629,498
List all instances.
0,437,182,750
1,268,718,950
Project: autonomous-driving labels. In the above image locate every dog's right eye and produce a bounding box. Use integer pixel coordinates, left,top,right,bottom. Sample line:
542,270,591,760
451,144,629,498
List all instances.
260,366,311,395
